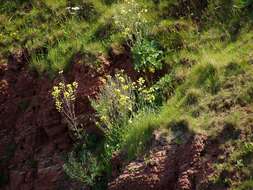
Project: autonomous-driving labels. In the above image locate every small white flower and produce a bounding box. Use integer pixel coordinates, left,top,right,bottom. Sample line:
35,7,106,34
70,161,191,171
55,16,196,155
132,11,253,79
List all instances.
72,7,80,11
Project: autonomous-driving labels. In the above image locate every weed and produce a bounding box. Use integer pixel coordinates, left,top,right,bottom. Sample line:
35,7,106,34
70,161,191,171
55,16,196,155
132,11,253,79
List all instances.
113,0,148,44
51,72,81,139
63,144,100,186
91,71,135,128
132,39,163,73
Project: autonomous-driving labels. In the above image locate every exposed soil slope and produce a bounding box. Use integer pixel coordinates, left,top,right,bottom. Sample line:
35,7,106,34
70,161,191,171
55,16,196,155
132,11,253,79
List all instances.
0,49,105,190
0,45,136,190
108,130,209,190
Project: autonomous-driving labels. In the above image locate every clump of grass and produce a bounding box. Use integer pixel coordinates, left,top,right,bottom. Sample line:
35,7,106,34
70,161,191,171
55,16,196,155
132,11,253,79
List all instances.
183,88,202,106
122,110,161,160
29,54,49,75
192,63,220,94
235,180,253,190
151,19,198,51
44,0,67,10
224,62,245,77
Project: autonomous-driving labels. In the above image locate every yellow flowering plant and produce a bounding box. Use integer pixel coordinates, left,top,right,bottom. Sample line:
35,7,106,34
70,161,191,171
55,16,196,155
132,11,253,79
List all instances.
51,70,81,139
90,71,157,179
91,70,135,128
113,0,148,45
91,71,156,130
113,0,163,73
135,77,156,108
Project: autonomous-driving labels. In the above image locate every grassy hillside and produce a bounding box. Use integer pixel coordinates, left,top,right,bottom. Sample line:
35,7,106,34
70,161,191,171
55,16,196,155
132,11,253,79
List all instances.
1,0,253,189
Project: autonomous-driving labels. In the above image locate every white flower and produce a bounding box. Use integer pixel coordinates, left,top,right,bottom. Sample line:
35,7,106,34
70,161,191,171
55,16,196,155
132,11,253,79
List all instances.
72,7,80,11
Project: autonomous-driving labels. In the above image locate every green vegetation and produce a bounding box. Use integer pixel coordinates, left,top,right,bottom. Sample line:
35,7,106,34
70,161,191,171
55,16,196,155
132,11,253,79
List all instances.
2,0,253,189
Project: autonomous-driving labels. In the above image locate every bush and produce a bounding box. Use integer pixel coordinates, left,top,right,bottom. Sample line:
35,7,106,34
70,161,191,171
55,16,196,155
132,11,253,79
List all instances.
63,143,101,186
132,39,163,72
91,71,136,128
152,73,178,103
90,71,157,161
91,71,156,129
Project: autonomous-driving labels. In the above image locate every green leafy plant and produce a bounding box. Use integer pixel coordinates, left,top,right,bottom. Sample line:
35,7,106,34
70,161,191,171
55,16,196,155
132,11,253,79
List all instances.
152,72,179,103
132,39,163,72
242,142,253,155
63,144,100,186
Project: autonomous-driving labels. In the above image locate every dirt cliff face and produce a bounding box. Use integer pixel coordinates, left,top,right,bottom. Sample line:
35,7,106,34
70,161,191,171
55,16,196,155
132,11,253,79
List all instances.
108,130,210,190
0,48,220,190
0,49,107,190
0,46,135,190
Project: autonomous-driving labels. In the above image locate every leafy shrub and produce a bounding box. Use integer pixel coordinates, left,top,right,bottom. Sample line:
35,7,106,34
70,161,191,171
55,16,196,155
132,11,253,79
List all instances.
152,73,178,103
90,72,157,164
132,39,163,72
63,143,100,186
113,1,165,73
